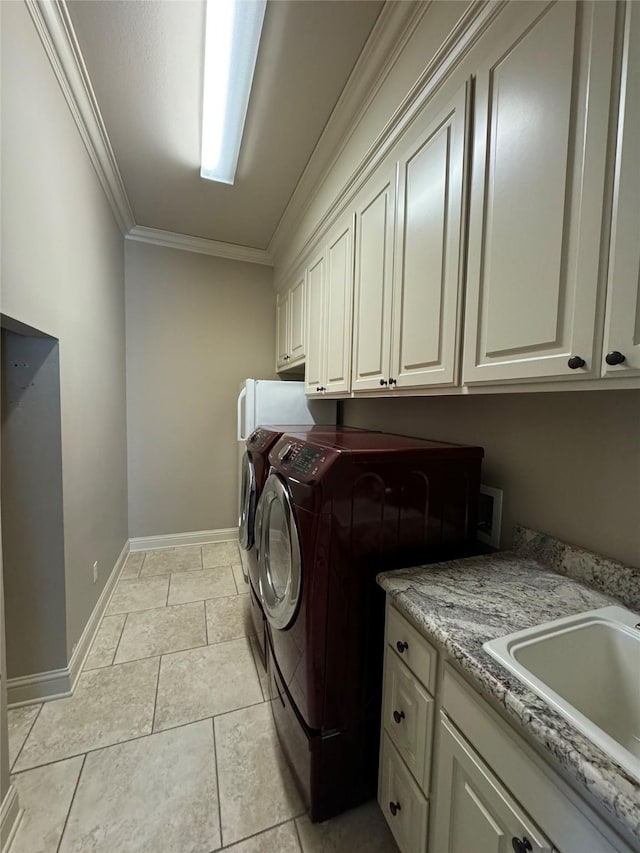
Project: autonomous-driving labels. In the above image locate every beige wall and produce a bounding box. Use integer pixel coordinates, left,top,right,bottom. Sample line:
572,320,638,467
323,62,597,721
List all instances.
1,0,129,696
343,391,640,567
125,241,275,538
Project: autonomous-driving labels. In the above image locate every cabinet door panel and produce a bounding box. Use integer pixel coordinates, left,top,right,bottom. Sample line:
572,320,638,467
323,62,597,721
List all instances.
276,291,289,370
324,216,355,394
379,734,429,853
463,1,616,383
393,83,467,388
383,649,434,790
603,0,640,377
352,169,396,392
305,256,324,395
432,716,552,853
289,275,306,366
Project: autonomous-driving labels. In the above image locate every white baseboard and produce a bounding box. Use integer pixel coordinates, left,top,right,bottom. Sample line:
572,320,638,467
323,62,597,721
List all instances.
1,784,22,851
128,527,239,552
67,540,129,691
6,541,129,708
6,666,72,708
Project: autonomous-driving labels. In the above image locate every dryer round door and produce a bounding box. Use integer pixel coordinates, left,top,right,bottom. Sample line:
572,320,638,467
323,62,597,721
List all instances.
257,473,302,630
238,452,256,551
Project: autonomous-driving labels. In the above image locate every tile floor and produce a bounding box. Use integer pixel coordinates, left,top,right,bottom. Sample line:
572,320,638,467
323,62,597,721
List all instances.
6,543,398,853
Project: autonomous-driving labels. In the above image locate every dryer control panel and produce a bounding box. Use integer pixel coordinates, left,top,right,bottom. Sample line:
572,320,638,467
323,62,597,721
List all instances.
291,446,323,477
271,438,334,482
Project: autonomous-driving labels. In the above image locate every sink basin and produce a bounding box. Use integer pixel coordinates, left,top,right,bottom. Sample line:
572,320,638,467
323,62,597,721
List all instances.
483,606,640,781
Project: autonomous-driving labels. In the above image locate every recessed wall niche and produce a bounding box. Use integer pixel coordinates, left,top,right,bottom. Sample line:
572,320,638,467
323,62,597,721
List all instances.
1,316,67,683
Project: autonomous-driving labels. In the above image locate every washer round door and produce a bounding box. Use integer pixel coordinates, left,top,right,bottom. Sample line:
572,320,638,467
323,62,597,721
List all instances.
238,451,257,551
257,473,302,630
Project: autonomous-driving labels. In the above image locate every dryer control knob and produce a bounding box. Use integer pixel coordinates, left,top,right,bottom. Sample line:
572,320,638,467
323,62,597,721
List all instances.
279,443,294,462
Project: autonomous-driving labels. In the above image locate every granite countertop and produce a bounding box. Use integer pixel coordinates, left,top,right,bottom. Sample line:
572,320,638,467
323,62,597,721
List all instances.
377,526,640,846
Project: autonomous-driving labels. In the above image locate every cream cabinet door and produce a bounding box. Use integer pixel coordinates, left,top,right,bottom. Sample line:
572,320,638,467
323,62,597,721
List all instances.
275,290,290,370
463,1,616,384
305,254,325,395
379,734,429,853
392,82,468,389
432,716,553,853
351,166,397,393
603,0,640,378
288,275,306,367
323,214,355,395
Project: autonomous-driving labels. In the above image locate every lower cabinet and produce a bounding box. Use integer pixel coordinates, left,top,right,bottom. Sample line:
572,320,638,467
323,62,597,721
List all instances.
432,715,552,853
378,602,635,853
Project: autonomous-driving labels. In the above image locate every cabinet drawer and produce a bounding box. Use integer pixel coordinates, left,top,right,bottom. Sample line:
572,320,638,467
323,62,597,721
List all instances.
383,647,434,791
387,604,437,693
379,733,429,853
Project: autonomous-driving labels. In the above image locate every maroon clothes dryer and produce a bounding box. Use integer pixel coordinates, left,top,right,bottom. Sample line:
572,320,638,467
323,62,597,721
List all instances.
256,430,483,821
238,425,374,665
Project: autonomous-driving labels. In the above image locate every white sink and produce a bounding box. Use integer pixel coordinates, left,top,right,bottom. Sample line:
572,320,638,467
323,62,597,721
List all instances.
483,606,640,781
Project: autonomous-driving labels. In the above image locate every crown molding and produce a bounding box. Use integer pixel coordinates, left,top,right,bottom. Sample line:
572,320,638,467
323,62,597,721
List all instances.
268,0,428,263
24,0,135,233
126,226,273,266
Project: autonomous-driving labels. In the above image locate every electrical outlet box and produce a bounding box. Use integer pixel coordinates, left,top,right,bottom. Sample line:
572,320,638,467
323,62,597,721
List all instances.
93,561,98,583
477,485,503,549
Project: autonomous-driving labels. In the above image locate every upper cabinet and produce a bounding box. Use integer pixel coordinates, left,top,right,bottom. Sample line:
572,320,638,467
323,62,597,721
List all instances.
351,163,397,393
602,0,640,378
276,275,306,372
276,0,638,397
306,213,355,396
351,81,468,394
391,82,468,389
462,0,617,384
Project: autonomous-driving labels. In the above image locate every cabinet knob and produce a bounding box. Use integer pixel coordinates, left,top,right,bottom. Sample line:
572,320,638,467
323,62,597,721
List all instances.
389,801,402,817
379,378,388,386
511,838,532,853
605,350,626,366
396,640,408,654
567,355,586,369
388,378,397,385
283,355,289,361
393,709,405,724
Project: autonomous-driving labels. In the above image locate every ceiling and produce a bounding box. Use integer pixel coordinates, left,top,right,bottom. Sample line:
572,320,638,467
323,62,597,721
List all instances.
66,0,384,250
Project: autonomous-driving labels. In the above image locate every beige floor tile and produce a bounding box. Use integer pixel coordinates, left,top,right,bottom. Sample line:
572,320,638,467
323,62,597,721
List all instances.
223,822,301,852
206,594,252,644
120,551,146,580
114,602,206,663
58,720,220,853
215,702,305,846
14,658,159,771
84,614,127,670
295,801,398,852
233,563,248,593
154,637,262,732
106,575,169,616
7,704,41,769
139,545,202,577
202,540,240,568
249,636,269,701
168,567,236,605
10,756,84,853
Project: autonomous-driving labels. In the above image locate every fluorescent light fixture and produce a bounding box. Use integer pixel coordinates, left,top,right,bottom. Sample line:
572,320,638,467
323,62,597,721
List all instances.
200,0,266,185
